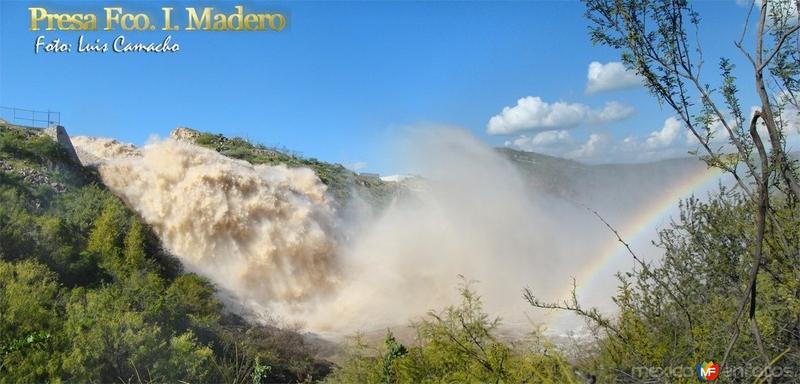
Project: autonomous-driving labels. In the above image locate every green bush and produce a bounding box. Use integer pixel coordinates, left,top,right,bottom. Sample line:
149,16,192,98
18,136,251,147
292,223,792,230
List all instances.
326,282,579,384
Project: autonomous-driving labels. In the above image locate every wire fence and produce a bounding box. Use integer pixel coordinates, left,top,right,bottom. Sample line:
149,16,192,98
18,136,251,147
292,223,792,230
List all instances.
0,106,60,128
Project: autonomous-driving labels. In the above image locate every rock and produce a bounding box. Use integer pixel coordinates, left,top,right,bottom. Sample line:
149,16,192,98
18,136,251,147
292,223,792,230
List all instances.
12,165,67,193
0,159,12,173
170,126,200,141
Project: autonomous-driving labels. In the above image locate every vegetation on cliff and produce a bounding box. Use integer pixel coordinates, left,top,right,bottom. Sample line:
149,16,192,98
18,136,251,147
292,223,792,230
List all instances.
0,122,330,383
184,129,397,205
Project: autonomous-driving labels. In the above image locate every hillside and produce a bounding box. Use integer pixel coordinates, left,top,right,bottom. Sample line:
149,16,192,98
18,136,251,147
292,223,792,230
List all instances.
0,121,333,383
497,147,711,226
169,127,398,206
499,147,707,198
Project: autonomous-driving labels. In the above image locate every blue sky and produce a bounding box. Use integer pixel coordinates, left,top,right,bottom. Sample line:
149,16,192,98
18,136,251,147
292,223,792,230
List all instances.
0,1,777,173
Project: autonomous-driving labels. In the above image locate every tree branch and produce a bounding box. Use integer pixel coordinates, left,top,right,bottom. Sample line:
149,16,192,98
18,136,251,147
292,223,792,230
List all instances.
759,24,800,72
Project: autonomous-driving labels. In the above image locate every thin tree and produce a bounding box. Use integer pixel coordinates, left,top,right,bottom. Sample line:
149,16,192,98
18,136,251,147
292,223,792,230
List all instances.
527,0,800,379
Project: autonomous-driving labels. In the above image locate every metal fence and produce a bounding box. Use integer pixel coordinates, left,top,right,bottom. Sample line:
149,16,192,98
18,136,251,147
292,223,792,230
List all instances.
0,106,60,128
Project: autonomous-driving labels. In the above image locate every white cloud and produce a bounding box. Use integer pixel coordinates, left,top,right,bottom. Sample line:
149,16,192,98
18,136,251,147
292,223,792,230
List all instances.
783,106,800,135
776,94,800,135
505,110,800,163
533,129,571,145
645,117,682,148
736,0,798,26
518,130,571,146
590,101,635,124
684,114,734,146
487,97,634,135
505,117,699,163
585,61,643,94
679,104,799,149
505,130,573,155
567,133,612,158
487,97,586,134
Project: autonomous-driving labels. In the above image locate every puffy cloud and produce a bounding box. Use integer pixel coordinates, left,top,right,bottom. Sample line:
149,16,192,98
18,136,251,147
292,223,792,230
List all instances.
684,114,736,146
514,130,571,147
681,104,799,148
505,107,800,163
645,117,682,148
567,133,612,158
505,130,573,155
585,61,643,94
776,94,800,135
590,101,635,124
736,0,798,26
783,106,800,135
531,129,571,145
749,102,800,151
487,97,586,134
487,97,634,135
505,117,697,163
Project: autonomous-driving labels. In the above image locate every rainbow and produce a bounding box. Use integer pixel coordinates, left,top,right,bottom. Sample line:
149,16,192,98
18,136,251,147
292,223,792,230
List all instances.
547,165,724,326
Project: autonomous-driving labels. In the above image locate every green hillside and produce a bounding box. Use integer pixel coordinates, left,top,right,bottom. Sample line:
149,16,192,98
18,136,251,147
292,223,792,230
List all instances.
0,122,332,383
173,127,397,205
497,147,710,221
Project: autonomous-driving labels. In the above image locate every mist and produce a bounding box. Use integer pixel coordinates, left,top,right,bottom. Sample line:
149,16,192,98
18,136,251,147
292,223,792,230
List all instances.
74,137,340,316
305,128,602,334
72,127,707,337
